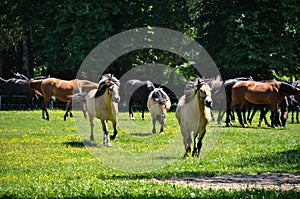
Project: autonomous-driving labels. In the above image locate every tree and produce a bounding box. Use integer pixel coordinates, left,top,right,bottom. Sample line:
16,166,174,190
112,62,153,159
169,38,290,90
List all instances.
189,0,300,80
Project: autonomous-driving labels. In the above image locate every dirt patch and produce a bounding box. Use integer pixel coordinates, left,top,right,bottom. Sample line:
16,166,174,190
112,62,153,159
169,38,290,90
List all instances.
153,173,300,190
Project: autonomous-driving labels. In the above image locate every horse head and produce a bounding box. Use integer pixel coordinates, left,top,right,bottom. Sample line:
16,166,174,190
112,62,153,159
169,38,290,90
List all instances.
151,88,171,119
96,74,120,103
195,79,212,108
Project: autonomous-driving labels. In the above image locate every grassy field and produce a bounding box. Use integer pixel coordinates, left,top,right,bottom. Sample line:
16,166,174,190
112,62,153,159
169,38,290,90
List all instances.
0,110,299,198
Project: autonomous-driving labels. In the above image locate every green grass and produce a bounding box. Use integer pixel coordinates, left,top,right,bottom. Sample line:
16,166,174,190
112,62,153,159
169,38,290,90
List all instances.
0,110,299,198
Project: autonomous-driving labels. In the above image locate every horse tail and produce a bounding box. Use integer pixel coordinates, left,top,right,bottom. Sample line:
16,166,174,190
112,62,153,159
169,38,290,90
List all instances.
29,79,44,96
69,92,87,102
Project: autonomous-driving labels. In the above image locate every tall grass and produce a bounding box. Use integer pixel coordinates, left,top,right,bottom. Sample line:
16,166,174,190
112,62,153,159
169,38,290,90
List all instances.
0,110,299,198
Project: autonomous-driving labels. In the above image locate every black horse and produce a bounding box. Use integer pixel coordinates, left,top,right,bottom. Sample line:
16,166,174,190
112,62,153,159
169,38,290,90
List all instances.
0,75,34,110
0,73,48,110
123,79,155,120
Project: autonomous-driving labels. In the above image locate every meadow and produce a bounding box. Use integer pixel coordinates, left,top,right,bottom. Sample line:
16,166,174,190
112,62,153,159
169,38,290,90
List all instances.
0,110,299,198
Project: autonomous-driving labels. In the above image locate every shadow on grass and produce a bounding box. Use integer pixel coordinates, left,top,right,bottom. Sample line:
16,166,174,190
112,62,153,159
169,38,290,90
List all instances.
234,149,300,170
63,140,98,148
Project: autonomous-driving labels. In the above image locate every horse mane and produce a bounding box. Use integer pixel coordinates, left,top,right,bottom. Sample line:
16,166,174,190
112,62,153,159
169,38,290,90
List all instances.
95,74,120,98
184,77,205,103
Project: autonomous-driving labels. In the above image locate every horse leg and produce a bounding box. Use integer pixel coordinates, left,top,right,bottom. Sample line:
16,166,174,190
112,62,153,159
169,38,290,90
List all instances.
248,106,257,126
195,128,207,158
159,116,165,134
236,106,245,127
225,104,232,127
217,109,225,124
110,120,118,140
42,99,50,120
129,98,134,120
297,110,299,123
101,120,112,147
89,115,95,141
151,114,157,134
270,105,279,128
141,104,146,120
64,101,72,121
181,128,191,158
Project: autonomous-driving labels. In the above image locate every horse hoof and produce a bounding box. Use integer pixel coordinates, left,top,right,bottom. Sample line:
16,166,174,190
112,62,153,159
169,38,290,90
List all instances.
104,142,112,147
110,134,116,140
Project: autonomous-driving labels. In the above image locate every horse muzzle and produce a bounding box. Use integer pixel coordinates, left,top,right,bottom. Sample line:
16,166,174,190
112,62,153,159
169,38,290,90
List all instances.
113,96,120,103
205,99,212,108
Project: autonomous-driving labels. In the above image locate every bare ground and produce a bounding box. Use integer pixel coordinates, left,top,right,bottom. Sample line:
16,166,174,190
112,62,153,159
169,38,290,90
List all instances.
153,173,300,191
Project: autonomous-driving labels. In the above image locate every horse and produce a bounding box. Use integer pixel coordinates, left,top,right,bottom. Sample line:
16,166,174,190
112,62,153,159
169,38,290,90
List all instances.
288,95,300,123
175,77,212,158
30,78,98,120
0,75,35,110
289,80,300,123
147,88,171,134
230,80,300,128
70,74,120,146
224,77,253,126
123,79,155,120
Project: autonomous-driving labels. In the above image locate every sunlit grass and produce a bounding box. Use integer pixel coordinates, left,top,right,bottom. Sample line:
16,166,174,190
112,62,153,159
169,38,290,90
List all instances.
0,109,299,198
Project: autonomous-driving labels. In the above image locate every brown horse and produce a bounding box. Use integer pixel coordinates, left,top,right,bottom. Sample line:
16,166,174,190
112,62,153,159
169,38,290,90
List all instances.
30,78,98,120
230,80,300,128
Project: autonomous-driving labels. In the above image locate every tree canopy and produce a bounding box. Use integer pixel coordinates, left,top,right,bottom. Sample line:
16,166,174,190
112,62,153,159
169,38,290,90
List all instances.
0,0,299,81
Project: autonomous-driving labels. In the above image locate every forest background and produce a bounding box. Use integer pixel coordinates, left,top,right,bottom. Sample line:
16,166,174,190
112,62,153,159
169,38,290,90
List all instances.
0,0,299,81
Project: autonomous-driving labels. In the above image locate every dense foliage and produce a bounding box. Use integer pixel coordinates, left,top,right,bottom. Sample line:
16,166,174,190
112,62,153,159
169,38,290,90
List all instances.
0,0,299,80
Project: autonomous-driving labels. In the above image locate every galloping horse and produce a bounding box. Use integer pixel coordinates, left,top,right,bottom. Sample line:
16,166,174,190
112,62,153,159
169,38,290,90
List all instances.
123,79,155,120
70,74,120,146
30,78,98,120
230,80,300,128
176,77,212,158
147,88,171,134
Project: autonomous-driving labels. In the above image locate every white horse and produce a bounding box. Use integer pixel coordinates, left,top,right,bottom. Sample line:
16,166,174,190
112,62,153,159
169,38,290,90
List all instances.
147,88,171,134
175,78,212,158
70,74,120,146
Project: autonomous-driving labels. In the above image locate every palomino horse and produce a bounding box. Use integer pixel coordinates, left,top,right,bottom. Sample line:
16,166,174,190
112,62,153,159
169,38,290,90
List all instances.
147,88,171,134
176,78,212,158
230,80,300,128
30,78,98,120
123,79,155,120
70,74,120,146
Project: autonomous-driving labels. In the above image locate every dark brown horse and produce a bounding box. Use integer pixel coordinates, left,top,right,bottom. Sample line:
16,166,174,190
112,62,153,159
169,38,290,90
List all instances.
0,75,34,110
123,79,155,120
30,78,98,120
230,80,300,128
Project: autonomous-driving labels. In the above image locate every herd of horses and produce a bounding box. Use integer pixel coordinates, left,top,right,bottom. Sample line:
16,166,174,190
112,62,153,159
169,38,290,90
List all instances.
1,73,300,157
